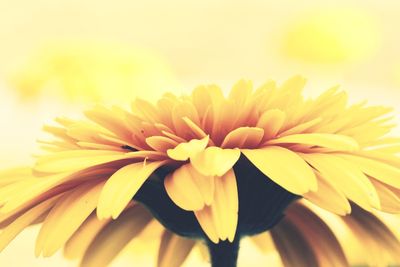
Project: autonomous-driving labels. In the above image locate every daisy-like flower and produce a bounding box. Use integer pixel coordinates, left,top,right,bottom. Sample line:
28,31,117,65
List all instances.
1,76,400,266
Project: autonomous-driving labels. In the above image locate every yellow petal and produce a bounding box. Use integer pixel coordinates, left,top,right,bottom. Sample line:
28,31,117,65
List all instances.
157,230,196,267
221,127,264,149
164,164,212,211
256,109,286,140
194,206,219,244
171,100,201,138
301,153,380,211
343,205,400,263
270,217,319,267
304,171,351,215
242,146,317,194
167,136,209,161
182,116,208,139
337,153,400,189
283,203,349,267
84,106,131,140
0,196,59,251
146,136,179,152
35,150,162,173
0,167,32,186
211,169,239,242
81,205,152,267
279,117,322,137
97,161,165,219
0,173,72,214
36,181,104,257
370,179,400,213
268,133,359,151
191,147,240,176
64,213,111,259
228,79,253,105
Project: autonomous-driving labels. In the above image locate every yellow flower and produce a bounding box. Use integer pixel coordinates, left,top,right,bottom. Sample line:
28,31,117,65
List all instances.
0,76,400,266
8,41,178,104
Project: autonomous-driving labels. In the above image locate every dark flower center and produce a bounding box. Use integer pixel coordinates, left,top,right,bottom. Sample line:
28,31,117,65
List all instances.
134,155,298,267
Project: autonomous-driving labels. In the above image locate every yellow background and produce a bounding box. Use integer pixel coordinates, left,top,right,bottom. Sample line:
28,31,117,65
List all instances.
1,0,400,266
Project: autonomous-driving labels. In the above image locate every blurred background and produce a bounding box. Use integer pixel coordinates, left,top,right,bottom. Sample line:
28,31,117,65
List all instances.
0,0,399,266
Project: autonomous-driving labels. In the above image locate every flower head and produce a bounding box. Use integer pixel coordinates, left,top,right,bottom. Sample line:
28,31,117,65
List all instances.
0,76,400,265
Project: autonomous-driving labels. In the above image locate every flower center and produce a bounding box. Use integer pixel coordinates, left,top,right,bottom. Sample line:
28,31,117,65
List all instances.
134,155,298,266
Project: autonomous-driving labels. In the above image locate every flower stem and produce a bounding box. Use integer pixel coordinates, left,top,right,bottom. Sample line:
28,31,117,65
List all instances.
206,237,240,267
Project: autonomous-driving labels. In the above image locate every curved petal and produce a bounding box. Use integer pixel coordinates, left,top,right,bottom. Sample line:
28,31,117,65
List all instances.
0,196,59,252
81,205,152,267
195,169,238,243
34,150,126,173
157,230,196,267
164,164,213,211
191,147,240,176
267,133,359,151
370,179,400,213
242,146,317,194
270,218,319,267
301,153,380,211
146,136,178,152
256,109,286,140
221,127,264,149
283,203,349,267
304,171,351,215
64,213,111,259
97,161,166,219
337,153,400,189
194,206,219,244
167,136,209,161
36,181,104,257
212,169,238,242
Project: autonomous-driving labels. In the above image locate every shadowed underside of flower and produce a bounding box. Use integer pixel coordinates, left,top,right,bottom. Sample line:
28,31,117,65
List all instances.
0,76,400,266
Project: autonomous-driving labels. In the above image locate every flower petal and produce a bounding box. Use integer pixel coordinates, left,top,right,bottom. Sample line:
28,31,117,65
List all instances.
64,213,111,259
194,206,219,244
337,153,400,189
304,171,351,215
256,109,286,140
212,169,239,242
268,133,359,151
0,196,59,252
145,136,178,152
191,147,240,176
301,153,380,211
167,136,209,161
157,230,196,267
242,146,317,194
370,179,400,213
34,150,164,173
81,205,152,267
221,127,264,149
283,203,349,267
195,169,238,243
97,161,165,219
36,181,104,257
164,164,212,211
